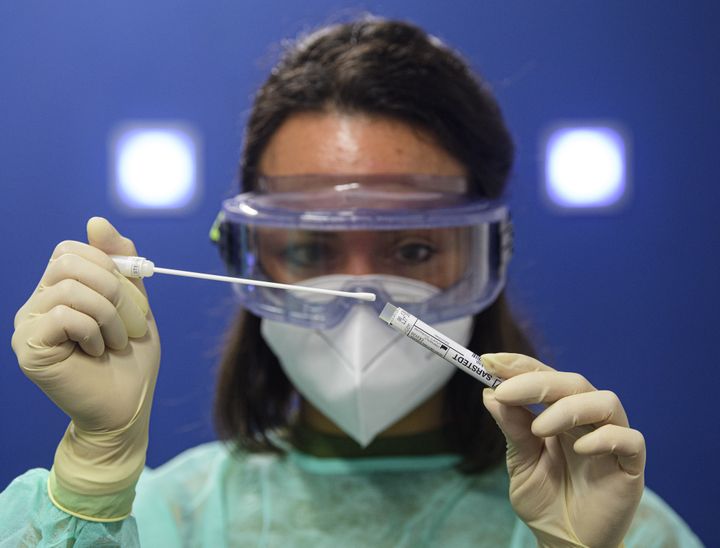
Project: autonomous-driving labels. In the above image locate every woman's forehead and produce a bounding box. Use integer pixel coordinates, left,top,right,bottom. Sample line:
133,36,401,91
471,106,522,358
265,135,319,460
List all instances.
258,112,467,183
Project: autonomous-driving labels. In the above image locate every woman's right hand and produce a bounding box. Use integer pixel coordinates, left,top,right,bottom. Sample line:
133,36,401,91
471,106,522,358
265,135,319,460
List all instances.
10,217,161,520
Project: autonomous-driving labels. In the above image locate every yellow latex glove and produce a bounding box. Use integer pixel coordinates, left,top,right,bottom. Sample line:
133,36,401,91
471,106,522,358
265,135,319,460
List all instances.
481,353,645,548
11,217,161,522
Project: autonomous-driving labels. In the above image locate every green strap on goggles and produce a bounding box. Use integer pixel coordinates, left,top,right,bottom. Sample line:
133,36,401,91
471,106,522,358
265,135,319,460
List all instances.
209,211,225,243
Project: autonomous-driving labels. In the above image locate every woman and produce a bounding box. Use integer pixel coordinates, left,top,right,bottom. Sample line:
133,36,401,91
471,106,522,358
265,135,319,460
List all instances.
2,18,701,547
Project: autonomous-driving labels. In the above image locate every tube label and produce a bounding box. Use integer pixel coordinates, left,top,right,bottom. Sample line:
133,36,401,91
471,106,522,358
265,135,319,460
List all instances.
387,306,504,389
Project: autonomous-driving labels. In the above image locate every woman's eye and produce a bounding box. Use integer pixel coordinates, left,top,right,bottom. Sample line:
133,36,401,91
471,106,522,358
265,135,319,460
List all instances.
394,242,436,264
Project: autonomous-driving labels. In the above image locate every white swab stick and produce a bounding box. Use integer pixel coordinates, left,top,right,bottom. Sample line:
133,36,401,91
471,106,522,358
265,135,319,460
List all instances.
111,256,376,302
153,267,376,301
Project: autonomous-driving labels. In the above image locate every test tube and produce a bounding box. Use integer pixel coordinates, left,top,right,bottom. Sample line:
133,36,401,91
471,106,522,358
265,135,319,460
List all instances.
379,302,503,388
379,302,595,437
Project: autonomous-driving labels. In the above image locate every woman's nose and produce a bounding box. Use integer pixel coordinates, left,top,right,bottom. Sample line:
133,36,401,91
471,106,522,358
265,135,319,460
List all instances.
337,232,379,276
342,253,377,276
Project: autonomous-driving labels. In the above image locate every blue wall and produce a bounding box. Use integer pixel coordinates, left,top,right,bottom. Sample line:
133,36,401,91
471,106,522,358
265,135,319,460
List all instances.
1,1,717,544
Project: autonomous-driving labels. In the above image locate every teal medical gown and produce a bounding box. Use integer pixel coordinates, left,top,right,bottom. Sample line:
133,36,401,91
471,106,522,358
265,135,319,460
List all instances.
0,440,703,547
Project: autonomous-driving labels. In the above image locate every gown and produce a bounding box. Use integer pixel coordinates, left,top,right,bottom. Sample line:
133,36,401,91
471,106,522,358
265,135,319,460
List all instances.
0,426,704,547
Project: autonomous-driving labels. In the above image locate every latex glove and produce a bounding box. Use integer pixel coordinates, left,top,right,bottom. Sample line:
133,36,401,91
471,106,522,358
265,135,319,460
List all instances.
11,217,161,522
481,353,645,548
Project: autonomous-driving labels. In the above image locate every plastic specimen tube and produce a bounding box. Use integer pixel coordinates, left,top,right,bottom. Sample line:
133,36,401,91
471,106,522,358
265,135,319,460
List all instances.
110,255,376,302
379,302,596,437
379,302,502,388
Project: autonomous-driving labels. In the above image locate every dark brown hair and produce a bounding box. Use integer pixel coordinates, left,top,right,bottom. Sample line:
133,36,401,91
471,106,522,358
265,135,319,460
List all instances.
214,17,535,473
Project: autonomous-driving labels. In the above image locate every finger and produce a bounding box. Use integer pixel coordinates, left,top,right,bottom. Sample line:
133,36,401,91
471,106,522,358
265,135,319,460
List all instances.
49,237,149,317
50,240,118,271
86,217,146,295
113,273,150,337
483,388,543,476
16,305,105,366
573,424,646,476
12,321,73,368
481,352,555,380
40,253,119,295
21,253,119,321
531,390,629,437
493,371,596,406
39,254,148,338
15,241,119,324
26,278,129,350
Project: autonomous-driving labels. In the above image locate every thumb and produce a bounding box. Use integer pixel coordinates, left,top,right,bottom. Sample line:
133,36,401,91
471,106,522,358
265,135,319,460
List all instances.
87,217,138,256
86,217,147,296
481,352,554,379
482,388,543,476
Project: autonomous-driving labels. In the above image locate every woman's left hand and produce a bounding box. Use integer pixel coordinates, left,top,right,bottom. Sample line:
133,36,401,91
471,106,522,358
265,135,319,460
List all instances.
481,353,645,548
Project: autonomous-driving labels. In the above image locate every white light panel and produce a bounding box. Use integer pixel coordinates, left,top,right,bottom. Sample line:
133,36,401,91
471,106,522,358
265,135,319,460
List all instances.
543,123,629,211
110,122,201,213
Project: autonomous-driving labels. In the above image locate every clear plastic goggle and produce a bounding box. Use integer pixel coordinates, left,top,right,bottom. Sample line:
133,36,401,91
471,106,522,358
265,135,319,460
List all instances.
210,175,512,329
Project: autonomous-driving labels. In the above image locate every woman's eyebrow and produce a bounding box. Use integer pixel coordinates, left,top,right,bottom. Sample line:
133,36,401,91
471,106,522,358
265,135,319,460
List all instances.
304,231,338,239
258,230,338,244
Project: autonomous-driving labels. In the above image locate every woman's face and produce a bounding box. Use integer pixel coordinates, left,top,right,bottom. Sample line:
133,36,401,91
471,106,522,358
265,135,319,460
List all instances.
257,112,469,287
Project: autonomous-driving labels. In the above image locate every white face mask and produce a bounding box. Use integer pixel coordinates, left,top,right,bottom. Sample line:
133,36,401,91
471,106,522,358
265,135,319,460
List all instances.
260,276,473,447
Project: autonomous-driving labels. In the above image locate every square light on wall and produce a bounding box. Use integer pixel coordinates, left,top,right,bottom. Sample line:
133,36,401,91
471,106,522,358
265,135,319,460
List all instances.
541,122,630,212
110,121,202,213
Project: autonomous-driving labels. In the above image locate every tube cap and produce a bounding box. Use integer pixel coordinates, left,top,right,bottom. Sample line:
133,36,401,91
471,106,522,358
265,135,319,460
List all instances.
110,256,155,278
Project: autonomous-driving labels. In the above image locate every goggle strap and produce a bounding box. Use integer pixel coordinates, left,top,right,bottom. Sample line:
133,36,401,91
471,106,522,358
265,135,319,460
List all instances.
209,211,225,244
499,217,514,276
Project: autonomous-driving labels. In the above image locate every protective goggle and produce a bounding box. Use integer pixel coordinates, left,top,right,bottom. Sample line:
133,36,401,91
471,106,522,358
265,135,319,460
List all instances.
210,175,512,329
